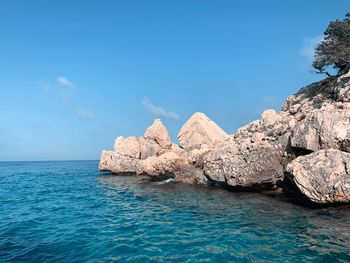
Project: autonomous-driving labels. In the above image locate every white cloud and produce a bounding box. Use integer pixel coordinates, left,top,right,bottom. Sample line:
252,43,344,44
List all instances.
142,97,180,120
57,76,74,87
300,36,323,62
75,107,95,119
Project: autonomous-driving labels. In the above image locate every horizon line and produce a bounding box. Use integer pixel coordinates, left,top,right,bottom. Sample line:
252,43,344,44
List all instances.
0,159,99,163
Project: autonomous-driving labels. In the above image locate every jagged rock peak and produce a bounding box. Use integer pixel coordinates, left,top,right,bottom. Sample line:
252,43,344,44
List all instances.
144,119,172,148
178,112,229,148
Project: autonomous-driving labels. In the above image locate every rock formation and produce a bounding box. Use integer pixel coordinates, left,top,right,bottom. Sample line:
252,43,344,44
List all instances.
291,104,350,152
144,119,172,149
99,70,350,205
203,140,284,190
286,149,350,204
99,119,206,183
114,137,140,159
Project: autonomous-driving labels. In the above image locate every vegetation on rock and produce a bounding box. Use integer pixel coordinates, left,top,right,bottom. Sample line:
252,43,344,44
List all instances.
313,12,350,76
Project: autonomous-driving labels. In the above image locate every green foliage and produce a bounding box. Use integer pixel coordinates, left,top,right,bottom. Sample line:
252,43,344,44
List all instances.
313,12,350,75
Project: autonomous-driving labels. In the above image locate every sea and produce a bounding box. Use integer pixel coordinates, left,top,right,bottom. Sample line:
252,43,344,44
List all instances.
1,161,349,262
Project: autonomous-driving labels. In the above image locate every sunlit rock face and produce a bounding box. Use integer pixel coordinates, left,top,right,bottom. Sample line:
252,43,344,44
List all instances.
99,150,114,171
286,149,350,204
144,119,172,149
177,112,229,149
99,150,140,174
290,104,350,152
203,139,284,190
114,136,141,159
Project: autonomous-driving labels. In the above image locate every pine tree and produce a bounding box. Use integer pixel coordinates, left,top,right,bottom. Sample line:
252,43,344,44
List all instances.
313,12,350,75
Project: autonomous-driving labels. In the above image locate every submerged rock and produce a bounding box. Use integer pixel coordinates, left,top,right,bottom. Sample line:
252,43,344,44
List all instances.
286,149,350,204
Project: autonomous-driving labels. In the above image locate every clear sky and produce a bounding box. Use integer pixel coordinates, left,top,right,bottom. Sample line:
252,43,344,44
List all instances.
0,1,348,161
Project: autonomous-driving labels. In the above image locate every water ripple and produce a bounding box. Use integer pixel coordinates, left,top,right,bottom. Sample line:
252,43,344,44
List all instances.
0,161,350,262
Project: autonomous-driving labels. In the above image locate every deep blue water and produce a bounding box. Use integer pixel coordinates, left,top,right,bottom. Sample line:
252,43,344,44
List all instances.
0,161,350,262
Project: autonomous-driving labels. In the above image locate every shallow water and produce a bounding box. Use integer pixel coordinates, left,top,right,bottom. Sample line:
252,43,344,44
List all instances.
0,161,349,262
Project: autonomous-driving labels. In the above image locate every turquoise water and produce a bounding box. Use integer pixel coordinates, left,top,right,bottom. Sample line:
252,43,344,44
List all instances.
1,161,350,262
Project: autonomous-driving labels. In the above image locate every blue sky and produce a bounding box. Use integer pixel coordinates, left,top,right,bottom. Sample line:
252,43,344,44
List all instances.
0,1,348,161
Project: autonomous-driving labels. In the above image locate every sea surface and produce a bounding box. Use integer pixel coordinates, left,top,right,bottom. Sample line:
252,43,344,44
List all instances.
1,161,350,262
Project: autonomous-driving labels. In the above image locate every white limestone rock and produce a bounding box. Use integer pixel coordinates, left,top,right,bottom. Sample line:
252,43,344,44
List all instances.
286,149,350,204
178,112,229,148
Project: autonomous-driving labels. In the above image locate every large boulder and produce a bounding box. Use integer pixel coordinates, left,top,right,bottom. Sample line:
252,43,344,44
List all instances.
203,139,284,190
114,136,141,159
286,149,350,204
291,104,350,152
140,151,189,177
178,112,229,148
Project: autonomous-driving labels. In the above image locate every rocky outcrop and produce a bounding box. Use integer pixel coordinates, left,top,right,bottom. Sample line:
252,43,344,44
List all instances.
291,104,350,152
99,119,203,184
282,70,350,116
178,112,229,148
286,149,350,204
99,151,140,174
99,70,350,205
99,112,285,190
234,109,295,155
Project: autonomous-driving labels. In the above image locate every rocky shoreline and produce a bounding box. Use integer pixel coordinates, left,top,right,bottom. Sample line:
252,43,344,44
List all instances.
99,71,350,205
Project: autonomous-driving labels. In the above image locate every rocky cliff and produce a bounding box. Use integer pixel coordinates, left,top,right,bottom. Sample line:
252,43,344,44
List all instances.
99,71,350,205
